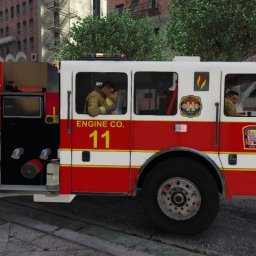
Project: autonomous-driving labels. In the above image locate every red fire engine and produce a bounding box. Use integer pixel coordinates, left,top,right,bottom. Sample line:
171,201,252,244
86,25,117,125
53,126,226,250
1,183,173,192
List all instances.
1,55,256,235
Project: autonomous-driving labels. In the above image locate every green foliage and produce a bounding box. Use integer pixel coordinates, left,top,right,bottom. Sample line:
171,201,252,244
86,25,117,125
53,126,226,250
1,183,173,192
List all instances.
167,0,256,61
56,11,167,61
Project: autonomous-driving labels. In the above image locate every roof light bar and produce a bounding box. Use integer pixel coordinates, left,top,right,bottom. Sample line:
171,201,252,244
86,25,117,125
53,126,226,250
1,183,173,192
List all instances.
83,53,126,61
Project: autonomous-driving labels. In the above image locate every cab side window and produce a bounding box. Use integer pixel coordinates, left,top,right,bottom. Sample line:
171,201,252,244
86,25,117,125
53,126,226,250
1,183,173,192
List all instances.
134,72,178,115
225,74,256,117
75,72,128,115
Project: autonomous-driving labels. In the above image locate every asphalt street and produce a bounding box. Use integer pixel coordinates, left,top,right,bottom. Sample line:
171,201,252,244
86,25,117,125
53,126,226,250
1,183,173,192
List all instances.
0,194,255,256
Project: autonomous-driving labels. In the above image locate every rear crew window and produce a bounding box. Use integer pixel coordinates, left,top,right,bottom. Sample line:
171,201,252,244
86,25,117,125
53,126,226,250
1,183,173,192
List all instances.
134,72,178,115
224,74,256,117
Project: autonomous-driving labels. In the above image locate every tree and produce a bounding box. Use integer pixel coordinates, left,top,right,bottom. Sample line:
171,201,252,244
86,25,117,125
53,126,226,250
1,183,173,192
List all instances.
167,0,256,61
56,11,167,61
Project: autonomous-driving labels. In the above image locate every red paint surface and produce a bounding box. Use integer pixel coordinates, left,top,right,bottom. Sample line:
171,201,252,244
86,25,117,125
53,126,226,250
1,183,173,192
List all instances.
60,119,256,197
71,167,130,193
59,166,72,194
45,92,59,116
223,171,256,196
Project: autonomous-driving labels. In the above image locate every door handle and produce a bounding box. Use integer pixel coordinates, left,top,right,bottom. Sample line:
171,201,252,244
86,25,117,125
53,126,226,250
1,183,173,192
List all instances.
82,151,90,162
228,154,237,165
215,102,220,147
67,90,71,134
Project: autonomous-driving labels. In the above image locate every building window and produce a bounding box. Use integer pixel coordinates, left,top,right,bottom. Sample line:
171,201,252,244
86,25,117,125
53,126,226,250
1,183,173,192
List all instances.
29,19,33,30
5,9,8,21
5,26,9,36
29,0,33,11
0,11,3,21
0,28,3,37
23,39,27,51
6,45,9,55
30,37,34,49
23,20,27,31
149,0,158,9
22,2,26,15
115,4,124,13
11,7,14,19
16,4,20,16
17,41,21,50
0,46,4,56
17,22,21,34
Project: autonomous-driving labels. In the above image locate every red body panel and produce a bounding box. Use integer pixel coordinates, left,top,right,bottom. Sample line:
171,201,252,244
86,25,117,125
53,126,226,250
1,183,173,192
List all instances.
223,171,256,196
219,122,256,197
71,167,129,193
59,166,72,194
60,118,256,198
131,120,217,151
60,120,72,194
61,120,130,150
45,92,60,116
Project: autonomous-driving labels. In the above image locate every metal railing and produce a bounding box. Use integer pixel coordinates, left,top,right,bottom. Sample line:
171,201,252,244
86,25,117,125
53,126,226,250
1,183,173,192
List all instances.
130,0,161,17
46,0,78,18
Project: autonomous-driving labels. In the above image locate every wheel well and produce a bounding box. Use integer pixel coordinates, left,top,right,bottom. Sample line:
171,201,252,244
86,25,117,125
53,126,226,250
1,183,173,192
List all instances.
136,150,223,195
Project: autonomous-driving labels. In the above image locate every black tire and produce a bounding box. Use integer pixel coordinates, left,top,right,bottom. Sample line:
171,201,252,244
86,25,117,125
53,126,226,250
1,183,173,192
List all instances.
142,157,219,235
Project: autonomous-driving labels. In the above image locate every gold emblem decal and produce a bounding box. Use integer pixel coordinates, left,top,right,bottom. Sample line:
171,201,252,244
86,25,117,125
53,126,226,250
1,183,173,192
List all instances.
180,95,202,118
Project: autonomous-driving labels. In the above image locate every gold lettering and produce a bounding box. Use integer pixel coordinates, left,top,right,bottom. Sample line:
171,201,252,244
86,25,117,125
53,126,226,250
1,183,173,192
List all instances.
116,121,123,128
76,120,82,127
76,120,108,128
110,121,123,128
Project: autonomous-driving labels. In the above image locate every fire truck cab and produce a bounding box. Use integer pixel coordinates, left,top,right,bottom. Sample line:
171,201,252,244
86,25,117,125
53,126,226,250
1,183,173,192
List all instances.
1,57,256,235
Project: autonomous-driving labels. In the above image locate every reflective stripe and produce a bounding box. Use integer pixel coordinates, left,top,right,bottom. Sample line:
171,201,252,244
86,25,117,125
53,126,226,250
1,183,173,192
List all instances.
60,149,256,172
60,150,218,168
219,153,256,169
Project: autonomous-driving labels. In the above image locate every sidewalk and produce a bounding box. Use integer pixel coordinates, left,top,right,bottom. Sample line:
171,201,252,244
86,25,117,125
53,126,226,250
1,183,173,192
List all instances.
0,218,110,256
0,213,154,256
0,200,203,256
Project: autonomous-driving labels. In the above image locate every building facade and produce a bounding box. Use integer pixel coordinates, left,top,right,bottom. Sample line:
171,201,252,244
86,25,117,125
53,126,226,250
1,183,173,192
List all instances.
0,0,39,62
108,0,169,30
0,0,107,63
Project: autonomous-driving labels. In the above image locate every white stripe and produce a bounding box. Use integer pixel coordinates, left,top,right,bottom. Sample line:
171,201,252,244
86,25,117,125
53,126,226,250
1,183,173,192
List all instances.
219,153,256,169
131,152,155,166
72,151,130,166
60,150,154,167
205,153,222,168
60,150,71,165
60,150,256,171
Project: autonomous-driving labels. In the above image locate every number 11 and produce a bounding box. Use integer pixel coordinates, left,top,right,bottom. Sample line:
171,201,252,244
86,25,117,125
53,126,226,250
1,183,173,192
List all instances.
89,130,110,148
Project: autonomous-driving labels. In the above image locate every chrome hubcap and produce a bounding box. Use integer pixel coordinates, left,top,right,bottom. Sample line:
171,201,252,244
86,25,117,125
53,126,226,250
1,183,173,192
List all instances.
157,177,201,220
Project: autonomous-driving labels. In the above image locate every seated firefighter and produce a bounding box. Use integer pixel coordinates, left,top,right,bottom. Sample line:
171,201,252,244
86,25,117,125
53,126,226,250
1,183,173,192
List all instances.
224,90,245,117
84,81,117,117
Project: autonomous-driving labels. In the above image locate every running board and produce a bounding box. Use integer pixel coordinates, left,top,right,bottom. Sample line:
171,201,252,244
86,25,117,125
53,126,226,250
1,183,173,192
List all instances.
34,194,76,203
0,185,47,196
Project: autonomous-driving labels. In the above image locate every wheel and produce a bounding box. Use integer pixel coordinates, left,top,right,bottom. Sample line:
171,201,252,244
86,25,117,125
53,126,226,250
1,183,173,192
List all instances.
142,157,219,235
